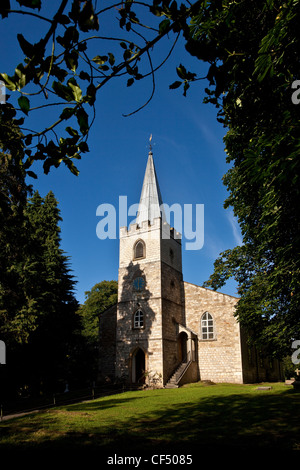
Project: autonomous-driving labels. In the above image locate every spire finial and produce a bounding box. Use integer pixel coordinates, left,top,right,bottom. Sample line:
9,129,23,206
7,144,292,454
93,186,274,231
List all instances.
149,134,153,153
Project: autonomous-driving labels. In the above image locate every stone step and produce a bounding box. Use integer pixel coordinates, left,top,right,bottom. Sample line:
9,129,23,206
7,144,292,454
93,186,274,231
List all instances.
165,361,191,389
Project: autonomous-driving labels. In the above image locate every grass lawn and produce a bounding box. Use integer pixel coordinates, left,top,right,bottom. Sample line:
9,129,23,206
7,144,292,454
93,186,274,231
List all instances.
0,382,299,459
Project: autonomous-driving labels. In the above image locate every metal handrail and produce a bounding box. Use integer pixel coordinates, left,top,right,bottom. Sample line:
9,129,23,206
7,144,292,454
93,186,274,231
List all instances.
174,352,192,383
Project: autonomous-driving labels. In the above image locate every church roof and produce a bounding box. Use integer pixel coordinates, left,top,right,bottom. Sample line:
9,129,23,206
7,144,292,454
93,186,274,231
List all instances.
136,150,166,226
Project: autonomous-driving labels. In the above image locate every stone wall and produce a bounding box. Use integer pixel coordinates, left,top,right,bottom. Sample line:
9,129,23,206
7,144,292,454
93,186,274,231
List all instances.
119,218,162,269
183,282,243,383
178,362,199,386
116,218,186,386
116,295,163,382
116,219,165,384
161,262,185,383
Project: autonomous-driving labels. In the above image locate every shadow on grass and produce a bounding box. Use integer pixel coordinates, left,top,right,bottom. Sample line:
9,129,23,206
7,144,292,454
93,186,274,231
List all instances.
0,386,299,459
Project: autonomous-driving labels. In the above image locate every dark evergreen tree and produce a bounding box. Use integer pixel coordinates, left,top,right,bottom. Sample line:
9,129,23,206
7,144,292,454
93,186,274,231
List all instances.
19,190,80,394
0,105,35,347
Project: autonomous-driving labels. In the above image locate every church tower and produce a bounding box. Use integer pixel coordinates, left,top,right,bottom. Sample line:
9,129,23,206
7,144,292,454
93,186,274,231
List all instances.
115,146,185,386
99,140,283,386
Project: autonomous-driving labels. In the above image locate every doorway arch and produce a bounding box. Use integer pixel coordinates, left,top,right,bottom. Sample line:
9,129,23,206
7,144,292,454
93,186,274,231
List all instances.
178,331,188,363
131,348,146,384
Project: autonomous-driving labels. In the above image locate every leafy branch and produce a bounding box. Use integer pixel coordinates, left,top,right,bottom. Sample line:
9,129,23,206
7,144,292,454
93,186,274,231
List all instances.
0,0,196,176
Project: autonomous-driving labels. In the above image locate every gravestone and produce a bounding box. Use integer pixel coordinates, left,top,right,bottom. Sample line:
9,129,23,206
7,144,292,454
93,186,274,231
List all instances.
285,378,295,385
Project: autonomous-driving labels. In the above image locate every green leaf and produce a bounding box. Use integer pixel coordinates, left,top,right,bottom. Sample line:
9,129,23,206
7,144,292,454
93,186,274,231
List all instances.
77,41,87,52
159,18,171,34
119,17,126,29
78,0,99,32
176,64,188,80
76,107,89,135
52,81,74,102
108,53,115,66
150,5,164,17
92,55,108,65
43,158,52,174
79,71,90,81
50,64,68,82
123,49,132,60
169,80,182,90
59,107,75,120
67,78,82,102
64,50,78,72
85,83,96,106
18,95,30,115
26,170,37,179
24,134,33,145
65,126,79,137
15,63,27,90
58,14,70,25
64,158,79,176
78,141,89,153
0,73,17,91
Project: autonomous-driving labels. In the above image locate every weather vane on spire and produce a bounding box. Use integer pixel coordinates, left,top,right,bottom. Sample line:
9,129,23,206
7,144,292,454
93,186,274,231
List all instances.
149,133,153,152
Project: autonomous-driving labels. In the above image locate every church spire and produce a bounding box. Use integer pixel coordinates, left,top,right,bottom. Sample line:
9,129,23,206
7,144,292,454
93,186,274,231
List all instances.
136,137,165,226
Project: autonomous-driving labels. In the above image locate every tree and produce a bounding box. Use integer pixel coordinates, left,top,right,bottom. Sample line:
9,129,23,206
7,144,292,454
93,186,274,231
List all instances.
0,106,35,346
186,0,300,358
79,280,118,345
0,184,80,395
19,190,80,392
1,0,299,358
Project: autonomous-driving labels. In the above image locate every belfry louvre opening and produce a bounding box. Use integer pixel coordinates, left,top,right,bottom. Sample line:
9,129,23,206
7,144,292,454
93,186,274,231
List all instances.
134,240,145,259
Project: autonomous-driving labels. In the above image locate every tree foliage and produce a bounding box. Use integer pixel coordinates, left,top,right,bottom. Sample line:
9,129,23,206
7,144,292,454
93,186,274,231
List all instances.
0,0,198,176
0,137,80,392
189,0,300,358
0,108,35,345
79,280,118,345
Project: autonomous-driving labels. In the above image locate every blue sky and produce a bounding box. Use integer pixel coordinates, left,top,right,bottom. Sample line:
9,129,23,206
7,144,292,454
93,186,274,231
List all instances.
1,1,242,304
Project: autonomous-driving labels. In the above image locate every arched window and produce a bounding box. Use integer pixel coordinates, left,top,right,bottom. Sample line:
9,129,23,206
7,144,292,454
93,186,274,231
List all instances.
134,240,145,260
133,309,144,329
201,312,214,340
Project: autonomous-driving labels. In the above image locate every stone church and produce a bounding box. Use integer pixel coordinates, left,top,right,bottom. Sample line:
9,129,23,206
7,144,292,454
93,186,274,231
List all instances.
98,146,282,387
